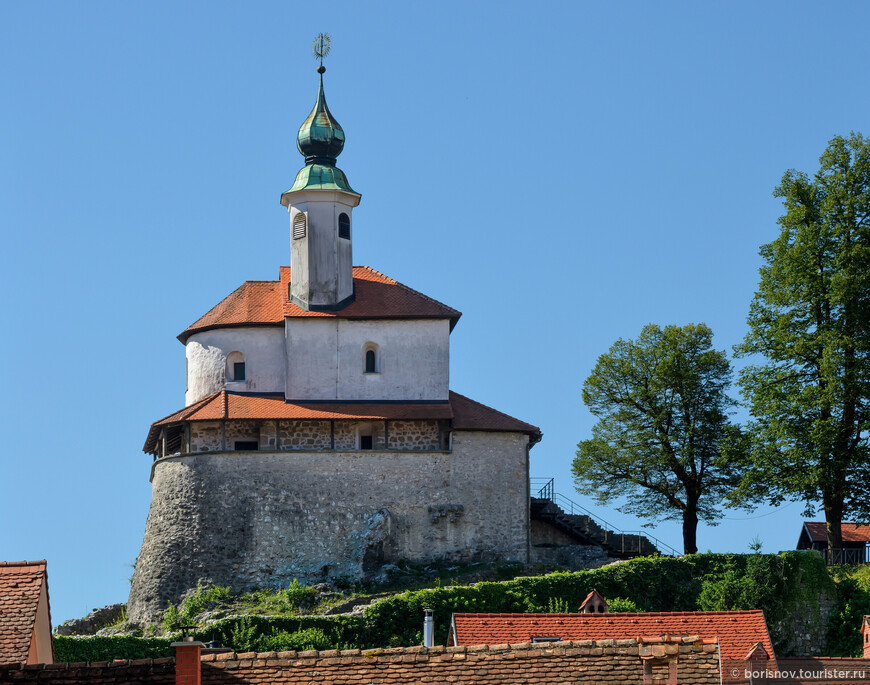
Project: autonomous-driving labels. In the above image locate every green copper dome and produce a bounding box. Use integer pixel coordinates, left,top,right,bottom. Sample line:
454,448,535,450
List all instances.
297,73,345,164
285,71,357,195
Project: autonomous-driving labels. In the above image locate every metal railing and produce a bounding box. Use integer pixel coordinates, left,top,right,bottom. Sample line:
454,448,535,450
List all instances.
530,477,681,557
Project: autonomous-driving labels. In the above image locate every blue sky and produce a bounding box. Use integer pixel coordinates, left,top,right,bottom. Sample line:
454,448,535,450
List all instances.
2,1,868,625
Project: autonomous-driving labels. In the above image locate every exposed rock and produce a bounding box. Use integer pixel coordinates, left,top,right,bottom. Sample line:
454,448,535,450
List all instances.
55,604,126,636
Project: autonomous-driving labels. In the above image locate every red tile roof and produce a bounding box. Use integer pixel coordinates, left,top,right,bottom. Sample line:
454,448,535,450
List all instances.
0,561,50,664
449,392,541,440
449,610,774,665
803,522,870,544
179,266,461,343
143,391,540,453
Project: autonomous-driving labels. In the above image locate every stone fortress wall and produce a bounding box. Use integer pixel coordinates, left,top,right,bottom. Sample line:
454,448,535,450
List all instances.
127,430,531,624
189,419,446,452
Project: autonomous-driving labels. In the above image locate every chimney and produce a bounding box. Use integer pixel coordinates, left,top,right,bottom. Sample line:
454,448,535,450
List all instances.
744,642,770,671
863,616,870,659
423,609,434,647
172,638,203,685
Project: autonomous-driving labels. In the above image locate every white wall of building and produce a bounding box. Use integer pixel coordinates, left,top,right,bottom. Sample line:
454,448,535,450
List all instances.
285,318,450,401
185,326,285,405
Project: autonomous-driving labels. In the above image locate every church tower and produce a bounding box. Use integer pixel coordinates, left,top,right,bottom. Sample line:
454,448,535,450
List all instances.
280,63,360,311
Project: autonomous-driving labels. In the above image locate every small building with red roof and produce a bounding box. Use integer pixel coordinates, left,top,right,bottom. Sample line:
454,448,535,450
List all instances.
0,561,53,665
797,522,870,565
449,608,776,682
126,63,545,625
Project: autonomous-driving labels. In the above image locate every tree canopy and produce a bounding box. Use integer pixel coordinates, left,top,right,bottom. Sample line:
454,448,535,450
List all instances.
735,132,870,551
573,323,746,554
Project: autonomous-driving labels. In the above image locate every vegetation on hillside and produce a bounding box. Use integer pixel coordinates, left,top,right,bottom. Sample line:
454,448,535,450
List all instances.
54,552,870,662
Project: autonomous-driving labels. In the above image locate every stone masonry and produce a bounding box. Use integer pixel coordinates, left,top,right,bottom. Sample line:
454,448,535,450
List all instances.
187,420,445,453
127,430,530,624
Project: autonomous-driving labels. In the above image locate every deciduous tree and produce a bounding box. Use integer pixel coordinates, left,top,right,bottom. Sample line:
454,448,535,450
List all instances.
574,323,745,554
735,132,870,553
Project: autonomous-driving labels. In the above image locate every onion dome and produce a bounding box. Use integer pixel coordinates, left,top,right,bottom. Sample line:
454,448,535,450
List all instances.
284,68,358,196
297,72,345,165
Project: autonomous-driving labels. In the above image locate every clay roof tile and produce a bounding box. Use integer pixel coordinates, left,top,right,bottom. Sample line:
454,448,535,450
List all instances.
178,266,461,343
143,391,540,454
0,561,49,664
803,522,870,544
450,610,774,666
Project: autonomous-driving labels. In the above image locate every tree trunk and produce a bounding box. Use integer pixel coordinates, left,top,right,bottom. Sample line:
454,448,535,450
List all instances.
682,505,699,555
825,502,844,557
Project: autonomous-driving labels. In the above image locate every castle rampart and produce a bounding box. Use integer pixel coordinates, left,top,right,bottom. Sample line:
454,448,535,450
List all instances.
127,430,530,624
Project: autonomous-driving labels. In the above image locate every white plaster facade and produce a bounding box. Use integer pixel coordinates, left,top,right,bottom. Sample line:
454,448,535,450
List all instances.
184,318,449,405
285,318,450,401
185,327,285,405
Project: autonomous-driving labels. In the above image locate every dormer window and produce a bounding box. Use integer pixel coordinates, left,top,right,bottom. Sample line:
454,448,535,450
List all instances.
363,342,379,374
227,351,246,382
338,213,351,239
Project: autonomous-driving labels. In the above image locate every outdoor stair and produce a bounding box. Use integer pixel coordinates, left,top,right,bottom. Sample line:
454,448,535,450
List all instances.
529,483,677,559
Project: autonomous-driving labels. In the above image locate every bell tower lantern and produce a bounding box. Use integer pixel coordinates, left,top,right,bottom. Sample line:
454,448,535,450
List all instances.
281,36,361,311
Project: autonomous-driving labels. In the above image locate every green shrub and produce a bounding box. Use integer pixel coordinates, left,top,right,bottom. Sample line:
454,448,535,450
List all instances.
278,579,318,612
54,635,172,662
163,581,231,630
607,597,641,612
828,570,870,657
58,553,867,659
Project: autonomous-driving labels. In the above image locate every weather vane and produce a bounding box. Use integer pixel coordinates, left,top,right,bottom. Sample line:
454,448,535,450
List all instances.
312,32,331,74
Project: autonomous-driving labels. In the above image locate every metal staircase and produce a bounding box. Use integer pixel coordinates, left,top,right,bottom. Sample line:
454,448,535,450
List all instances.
530,478,680,559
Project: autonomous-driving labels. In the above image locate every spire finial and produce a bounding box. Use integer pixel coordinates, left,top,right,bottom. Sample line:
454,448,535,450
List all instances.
312,32,331,74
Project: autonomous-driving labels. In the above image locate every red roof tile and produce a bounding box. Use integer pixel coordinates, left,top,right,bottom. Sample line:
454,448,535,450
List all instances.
449,610,774,665
0,561,49,664
803,522,870,544
144,391,540,453
179,280,283,342
179,266,461,343
449,392,541,440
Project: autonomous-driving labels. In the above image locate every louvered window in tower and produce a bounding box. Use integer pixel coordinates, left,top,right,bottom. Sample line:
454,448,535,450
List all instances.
293,213,307,239
338,213,351,239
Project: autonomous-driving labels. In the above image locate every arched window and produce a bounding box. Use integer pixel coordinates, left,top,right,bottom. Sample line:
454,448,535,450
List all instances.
292,212,307,240
227,351,246,382
363,342,379,374
338,213,351,239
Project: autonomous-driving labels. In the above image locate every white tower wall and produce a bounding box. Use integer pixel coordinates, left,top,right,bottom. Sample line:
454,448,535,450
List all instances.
185,327,285,405
285,189,359,310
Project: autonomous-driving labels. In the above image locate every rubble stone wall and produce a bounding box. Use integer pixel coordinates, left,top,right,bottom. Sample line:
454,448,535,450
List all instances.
127,431,530,624
387,420,441,450
189,420,443,452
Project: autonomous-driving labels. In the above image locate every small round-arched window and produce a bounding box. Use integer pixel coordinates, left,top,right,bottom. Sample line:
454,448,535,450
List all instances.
227,351,246,382
363,343,379,374
338,213,351,240
293,212,307,240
